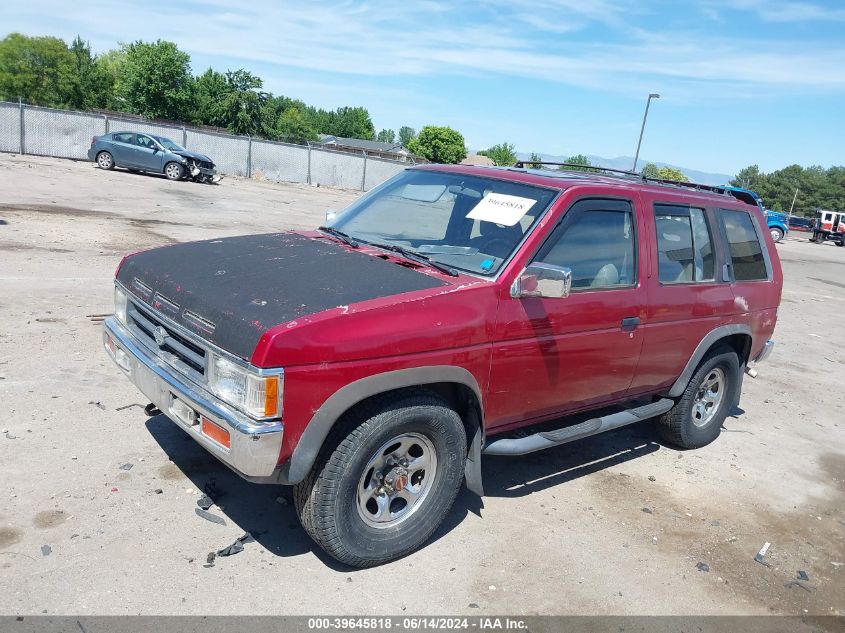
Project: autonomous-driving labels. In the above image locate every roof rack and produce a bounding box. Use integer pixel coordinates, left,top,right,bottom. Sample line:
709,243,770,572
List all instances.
512,161,756,206
513,161,640,178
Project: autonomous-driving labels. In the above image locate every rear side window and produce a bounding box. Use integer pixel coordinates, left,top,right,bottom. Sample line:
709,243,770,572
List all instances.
654,205,715,283
112,132,134,143
720,210,768,281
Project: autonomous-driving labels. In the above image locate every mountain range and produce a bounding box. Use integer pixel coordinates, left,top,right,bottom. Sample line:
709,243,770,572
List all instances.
515,153,733,186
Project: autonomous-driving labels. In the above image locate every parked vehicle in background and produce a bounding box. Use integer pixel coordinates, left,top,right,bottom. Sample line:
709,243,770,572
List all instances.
103,165,782,567
88,132,220,183
788,216,814,232
721,186,788,242
811,210,845,246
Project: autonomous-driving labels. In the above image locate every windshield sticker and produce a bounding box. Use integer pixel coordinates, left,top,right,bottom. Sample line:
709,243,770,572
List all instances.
480,259,494,271
466,193,536,226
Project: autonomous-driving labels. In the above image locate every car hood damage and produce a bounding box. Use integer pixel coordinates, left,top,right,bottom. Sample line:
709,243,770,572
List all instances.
116,232,447,359
174,150,213,164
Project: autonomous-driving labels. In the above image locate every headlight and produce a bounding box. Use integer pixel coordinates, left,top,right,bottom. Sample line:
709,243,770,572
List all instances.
114,286,128,324
207,353,282,419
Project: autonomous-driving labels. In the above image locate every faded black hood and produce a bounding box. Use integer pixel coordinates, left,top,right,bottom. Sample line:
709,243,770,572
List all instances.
117,232,446,360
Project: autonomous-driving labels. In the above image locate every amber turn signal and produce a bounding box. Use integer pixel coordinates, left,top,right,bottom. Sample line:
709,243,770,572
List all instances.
201,416,231,449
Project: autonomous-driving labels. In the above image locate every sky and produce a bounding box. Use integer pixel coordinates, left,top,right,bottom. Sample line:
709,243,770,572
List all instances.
6,0,845,175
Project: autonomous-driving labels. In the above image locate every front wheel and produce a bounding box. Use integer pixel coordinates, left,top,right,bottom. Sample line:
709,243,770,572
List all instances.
655,346,740,449
294,391,467,567
164,161,185,181
770,227,784,243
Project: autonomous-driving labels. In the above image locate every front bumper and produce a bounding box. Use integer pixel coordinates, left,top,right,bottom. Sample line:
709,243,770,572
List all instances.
103,317,283,479
753,339,775,364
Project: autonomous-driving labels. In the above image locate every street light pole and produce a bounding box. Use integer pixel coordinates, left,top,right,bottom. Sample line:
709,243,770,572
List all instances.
632,93,660,172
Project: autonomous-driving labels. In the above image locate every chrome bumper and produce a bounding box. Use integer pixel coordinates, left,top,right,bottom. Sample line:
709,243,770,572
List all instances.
753,339,775,364
102,317,283,479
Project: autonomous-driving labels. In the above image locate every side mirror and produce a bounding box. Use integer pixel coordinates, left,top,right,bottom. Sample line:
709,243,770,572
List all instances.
510,263,572,299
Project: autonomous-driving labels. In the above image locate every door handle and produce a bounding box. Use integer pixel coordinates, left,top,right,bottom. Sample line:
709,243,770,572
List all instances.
621,317,640,329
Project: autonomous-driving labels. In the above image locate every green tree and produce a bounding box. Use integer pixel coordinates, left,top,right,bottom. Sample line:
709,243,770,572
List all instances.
0,33,75,106
276,107,318,143
192,68,228,126
376,128,396,144
116,39,192,120
642,163,689,182
66,36,112,109
558,154,593,172
218,69,268,136
478,142,517,166
407,126,467,164
527,152,543,169
398,126,416,146
332,106,375,139
94,48,126,110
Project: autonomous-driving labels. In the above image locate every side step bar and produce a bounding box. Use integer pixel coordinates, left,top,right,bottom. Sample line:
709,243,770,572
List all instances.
482,398,675,456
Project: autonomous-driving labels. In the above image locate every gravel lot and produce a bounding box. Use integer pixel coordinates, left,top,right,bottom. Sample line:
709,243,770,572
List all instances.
0,153,842,617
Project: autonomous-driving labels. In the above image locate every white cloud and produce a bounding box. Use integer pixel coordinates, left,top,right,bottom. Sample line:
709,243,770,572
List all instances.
6,0,845,97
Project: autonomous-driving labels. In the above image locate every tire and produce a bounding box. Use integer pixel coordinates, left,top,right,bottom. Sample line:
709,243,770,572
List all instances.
769,227,784,243
96,151,114,170
655,345,740,449
294,391,467,568
164,161,185,181
837,239,844,248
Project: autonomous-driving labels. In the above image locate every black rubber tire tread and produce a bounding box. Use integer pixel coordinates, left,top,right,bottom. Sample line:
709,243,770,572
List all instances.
293,389,466,568
656,344,739,449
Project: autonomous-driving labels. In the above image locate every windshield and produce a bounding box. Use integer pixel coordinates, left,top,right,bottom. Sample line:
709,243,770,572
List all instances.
330,170,558,276
154,136,185,152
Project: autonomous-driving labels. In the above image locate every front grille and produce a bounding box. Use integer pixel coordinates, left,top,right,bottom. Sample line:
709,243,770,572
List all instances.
128,301,208,380
199,160,214,170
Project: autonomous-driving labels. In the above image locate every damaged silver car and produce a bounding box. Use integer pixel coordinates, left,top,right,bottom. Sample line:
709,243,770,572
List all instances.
88,132,222,184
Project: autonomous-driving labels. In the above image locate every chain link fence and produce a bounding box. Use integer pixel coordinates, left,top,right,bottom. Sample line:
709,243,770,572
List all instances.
0,101,410,191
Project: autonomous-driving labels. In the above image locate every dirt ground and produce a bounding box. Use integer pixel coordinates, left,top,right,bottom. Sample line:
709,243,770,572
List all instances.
0,153,842,617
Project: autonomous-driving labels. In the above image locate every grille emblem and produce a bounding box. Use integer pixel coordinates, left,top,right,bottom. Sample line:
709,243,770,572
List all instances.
153,326,167,347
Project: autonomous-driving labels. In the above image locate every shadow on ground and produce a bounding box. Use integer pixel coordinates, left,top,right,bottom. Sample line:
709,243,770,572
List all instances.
146,414,674,570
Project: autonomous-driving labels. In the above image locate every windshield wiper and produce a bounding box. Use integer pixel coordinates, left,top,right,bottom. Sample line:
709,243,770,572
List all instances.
370,242,459,277
318,226,359,248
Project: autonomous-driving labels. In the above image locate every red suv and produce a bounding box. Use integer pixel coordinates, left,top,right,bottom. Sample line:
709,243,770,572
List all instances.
103,164,782,567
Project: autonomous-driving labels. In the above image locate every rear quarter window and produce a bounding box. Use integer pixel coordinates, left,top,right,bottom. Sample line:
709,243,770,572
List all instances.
719,209,768,281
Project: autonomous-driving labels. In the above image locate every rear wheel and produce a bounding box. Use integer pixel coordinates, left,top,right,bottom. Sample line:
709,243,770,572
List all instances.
96,151,114,170
164,161,184,181
656,346,740,449
769,227,784,243
294,391,466,568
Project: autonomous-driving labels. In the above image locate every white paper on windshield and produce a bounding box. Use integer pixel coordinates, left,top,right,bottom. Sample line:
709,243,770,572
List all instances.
466,193,536,226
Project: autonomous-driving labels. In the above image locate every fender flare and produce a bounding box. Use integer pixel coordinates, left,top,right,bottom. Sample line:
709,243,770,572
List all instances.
279,365,484,484
664,324,752,398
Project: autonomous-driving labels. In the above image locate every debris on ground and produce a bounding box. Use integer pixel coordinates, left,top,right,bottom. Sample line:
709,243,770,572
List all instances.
40,545,51,556
642,507,653,514
754,541,772,567
696,562,710,572
143,403,162,416
203,481,222,499
204,551,216,567
209,532,255,561
115,403,144,412
196,494,214,511
784,580,814,592
468,603,479,609
119,463,133,471
153,488,163,495
194,508,226,526
798,570,810,581
648,475,656,482
110,487,118,493
87,401,105,410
